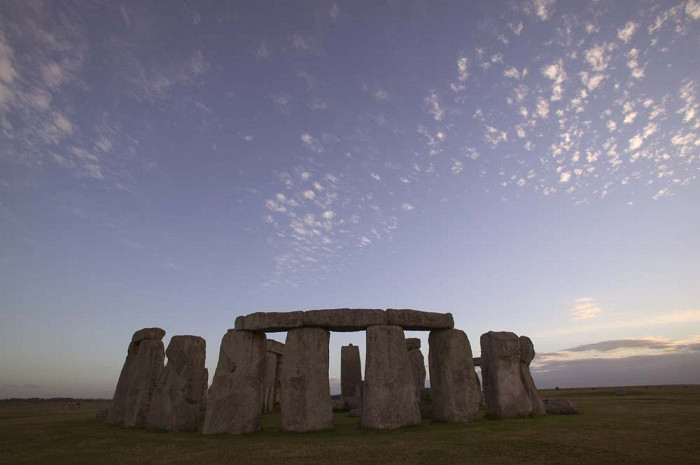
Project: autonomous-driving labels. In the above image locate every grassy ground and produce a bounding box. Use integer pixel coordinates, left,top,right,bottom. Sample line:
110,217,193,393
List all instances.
1,385,699,465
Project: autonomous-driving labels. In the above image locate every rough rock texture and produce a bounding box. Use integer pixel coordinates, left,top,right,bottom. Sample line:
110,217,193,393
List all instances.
480,331,532,417
201,368,209,411
202,330,266,435
341,344,363,410
108,328,166,427
428,329,480,422
472,357,482,367
266,339,285,355
418,388,434,418
273,354,282,411
544,398,580,414
519,336,546,416
304,308,387,331
361,325,421,429
262,352,279,414
405,338,421,350
474,370,486,410
386,309,454,330
280,328,333,432
407,347,426,396
132,327,166,343
147,335,207,431
235,311,304,332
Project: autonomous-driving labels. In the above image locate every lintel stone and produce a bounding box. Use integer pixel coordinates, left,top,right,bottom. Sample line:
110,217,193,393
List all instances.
303,308,387,331
386,309,454,330
235,311,304,332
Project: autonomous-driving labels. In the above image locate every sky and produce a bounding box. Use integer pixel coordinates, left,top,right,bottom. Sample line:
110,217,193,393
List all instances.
1,0,699,398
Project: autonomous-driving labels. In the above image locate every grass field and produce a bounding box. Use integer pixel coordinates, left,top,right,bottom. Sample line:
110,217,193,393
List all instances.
1,385,699,465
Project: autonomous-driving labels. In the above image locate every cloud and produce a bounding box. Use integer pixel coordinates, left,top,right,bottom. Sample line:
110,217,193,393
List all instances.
541,59,566,100
529,338,700,388
401,203,414,211
584,43,614,71
569,297,602,319
617,21,638,43
685,0,700,20
300,133,323,153
425,92,444,121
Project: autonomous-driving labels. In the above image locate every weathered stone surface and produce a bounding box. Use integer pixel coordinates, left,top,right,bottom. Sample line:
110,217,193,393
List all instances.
273,354,282,411
280,328,333,432
407,347,426,396
201,368,209,411
544,398,579,414
341,344,363,410
418,388,433,418
405,338,421,350
235,311,304,332
386,309,454,330
202,330,266,435
519,336,546,416
108,331,165,427
474,370,486,410
473,357,481,367
428,329,480,422
304,308,387,331
262,352,278,414
361,325,421,429
331,395,346,411
480,331,532,417
266,339,285,355
131,327,166,343
147,335,207,431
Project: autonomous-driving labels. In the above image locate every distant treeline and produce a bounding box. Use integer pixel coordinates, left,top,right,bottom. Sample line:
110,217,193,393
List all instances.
1,397,110,403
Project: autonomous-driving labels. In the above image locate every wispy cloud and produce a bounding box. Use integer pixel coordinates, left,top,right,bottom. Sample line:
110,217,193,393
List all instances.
569,297,602,319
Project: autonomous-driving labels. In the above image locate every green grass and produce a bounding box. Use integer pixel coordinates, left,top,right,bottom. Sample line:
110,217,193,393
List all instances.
1,385,699,465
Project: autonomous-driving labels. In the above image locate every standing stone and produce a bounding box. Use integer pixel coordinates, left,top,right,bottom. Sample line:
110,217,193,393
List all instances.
361,325,421,429
262,352,278,413
406,342,426,397
147,335,207,431
519,336,546,416
273,354,283,411
480,331,532,417
108,328,165,427
280,327,333,432
203,330,266,435
341,344,362,410
428,329,480,422
201,368,209,411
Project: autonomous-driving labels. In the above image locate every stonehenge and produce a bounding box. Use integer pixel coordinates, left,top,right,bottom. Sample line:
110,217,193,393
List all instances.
280,328,333,432
480,331,545,417
341,344,362,410
203,329,267,434
108,328,165,427
147,335,207,431
519,336,546,415
428,329,480,422
262,339,285,413
109,310,548,436
405,338,426,397
361,325,421,429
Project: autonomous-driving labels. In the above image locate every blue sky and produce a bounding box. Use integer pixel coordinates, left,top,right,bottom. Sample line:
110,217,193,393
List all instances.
1,0,699,398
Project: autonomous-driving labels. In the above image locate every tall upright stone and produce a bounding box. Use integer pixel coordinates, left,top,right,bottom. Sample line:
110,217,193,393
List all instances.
280,327,333,432
341,344,362,410
480,331,532,417
201,368,209,411
203,330,266,435
147,335,207,431
519,336,546,416
405,339,426,396
262,352,278,413
108,328,165,427
428,329,480,422
361,325,421,429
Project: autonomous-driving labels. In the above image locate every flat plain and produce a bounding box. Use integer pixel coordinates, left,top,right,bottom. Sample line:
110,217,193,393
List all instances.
1,385,698,465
